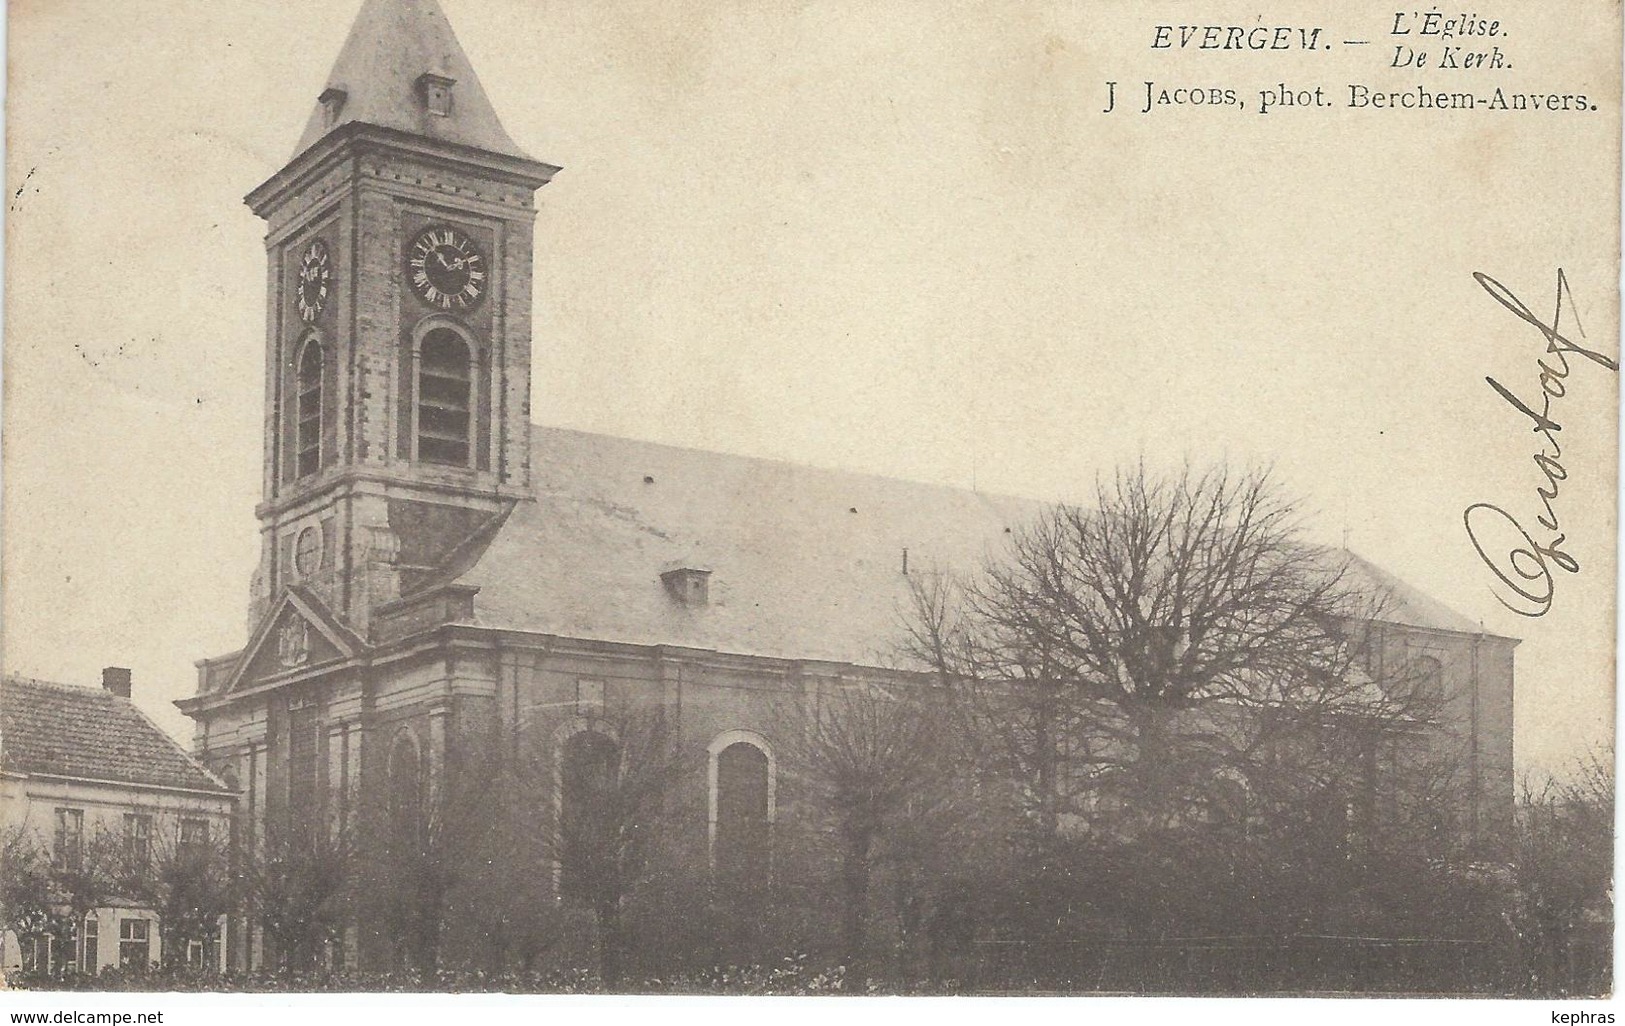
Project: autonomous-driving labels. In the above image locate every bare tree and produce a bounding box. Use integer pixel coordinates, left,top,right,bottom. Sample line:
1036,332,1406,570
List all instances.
366,746,508,973
777,680,967,988
141,816,234,969
5,813,236,976
242,817,352,973
444,813,567,974
903,463,1459,936
1,826,59,970
1510,746,1613,995
0,820,138,975
518,706,692,988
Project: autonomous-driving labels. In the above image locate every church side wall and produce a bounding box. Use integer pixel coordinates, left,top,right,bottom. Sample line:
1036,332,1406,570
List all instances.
185,617,1517,972
1371,624,1517,848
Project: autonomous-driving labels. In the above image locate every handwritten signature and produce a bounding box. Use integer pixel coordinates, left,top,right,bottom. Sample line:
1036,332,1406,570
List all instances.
1464,270,1617,617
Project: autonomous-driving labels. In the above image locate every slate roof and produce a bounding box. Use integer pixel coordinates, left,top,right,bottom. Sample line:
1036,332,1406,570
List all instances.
438,426,1491,666
1341,551,1485,635
456,427,1034,666
293,0,530,161
1,676,231,793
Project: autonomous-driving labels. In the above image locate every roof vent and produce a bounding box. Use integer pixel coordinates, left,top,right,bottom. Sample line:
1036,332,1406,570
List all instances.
416,72,457,117
661,564,712,606
319,87,348,129
102,666,132,700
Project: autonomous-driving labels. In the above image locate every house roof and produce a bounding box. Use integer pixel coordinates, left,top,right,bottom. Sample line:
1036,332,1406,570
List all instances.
1,675,231,793
439,426,1492,666
293,0,530,161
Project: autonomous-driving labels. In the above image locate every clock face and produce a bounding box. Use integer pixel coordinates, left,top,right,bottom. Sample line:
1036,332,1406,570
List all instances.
294,525,322,577
296,239,333,323
408,226,487,311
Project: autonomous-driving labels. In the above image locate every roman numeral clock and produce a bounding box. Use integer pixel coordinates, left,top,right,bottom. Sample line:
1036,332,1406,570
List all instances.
296,239,332,323
408,226,487,311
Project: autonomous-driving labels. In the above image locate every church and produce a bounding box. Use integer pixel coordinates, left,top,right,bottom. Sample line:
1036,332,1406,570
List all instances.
176,0,1518,974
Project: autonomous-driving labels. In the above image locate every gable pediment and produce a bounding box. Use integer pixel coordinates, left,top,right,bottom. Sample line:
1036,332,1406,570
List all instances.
226,587,364,693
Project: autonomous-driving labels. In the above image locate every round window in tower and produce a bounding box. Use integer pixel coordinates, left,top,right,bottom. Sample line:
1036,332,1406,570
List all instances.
294,525,322,578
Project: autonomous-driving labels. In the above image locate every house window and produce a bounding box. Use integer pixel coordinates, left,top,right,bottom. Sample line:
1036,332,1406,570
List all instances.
416,329,472,466
124,813,153,871
296,337,324,478
118,919,151,971
80,914,98,975
54,808,84,872
559,731,619,902
179,817,210,857
22,934,53,974
714,741,771,883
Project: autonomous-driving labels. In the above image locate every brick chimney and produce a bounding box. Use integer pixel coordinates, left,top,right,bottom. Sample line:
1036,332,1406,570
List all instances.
101,666,132,699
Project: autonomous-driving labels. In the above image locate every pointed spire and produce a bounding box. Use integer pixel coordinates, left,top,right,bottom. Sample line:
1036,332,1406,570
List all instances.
294,0,530,160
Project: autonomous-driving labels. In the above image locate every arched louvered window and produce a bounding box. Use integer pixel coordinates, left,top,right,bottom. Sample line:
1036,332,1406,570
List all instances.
295,338,324,478
559,731,619,902
416,329,472,466
714,741,771,882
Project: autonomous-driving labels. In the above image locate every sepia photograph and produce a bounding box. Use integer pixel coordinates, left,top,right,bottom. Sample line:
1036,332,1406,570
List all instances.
1,0,1617,1005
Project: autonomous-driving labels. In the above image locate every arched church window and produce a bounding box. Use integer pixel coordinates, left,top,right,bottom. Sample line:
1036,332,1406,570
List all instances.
558,730,618,902
714,741,771,882
388,732,423,855
1413,655,1444,706
296,338,324,478
1310,783,1360,857
1201,770,1250,834
416,329,473,467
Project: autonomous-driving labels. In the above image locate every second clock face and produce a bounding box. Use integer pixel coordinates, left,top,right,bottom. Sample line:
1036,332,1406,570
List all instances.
296,239,332,323
408,226,487,311
293,524,322,577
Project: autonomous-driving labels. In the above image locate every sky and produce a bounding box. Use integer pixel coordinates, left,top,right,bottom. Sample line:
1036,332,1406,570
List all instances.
2,0,1618,775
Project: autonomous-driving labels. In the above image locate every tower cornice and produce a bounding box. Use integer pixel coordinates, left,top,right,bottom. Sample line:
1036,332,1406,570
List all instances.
246,121,560,221
253,467,533,523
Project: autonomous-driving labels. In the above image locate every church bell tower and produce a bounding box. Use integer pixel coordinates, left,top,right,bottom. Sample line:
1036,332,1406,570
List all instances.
243,0,558,634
